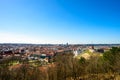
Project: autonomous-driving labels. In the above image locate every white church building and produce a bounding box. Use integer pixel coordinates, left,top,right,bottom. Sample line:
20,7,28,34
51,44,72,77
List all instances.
73,48,82,57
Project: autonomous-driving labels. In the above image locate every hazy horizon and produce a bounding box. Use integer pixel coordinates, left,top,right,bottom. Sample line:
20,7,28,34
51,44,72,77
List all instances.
0,0,120,44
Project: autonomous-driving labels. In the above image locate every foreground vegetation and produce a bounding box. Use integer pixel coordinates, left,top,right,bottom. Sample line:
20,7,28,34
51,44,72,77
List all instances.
0,47,120,80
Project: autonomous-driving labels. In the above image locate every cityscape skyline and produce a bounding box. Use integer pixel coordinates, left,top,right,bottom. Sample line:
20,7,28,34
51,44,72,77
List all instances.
0,0,120,44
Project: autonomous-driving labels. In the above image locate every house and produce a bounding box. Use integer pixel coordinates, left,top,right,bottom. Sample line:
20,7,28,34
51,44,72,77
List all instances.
73,48,82,57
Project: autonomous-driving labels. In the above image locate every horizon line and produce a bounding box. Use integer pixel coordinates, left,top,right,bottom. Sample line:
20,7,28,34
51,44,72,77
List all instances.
0,42,120,45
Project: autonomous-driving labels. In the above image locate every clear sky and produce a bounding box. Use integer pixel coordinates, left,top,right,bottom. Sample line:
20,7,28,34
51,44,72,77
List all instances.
0,0,120,44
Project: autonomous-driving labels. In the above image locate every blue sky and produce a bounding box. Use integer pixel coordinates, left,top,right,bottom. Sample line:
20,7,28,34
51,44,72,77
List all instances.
0,0,120,44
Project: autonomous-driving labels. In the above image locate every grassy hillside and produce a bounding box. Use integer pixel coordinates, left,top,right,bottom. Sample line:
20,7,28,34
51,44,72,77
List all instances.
76,49,103,59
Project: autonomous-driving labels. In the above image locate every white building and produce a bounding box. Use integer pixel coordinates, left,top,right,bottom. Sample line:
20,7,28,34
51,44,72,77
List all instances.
73,48,82,57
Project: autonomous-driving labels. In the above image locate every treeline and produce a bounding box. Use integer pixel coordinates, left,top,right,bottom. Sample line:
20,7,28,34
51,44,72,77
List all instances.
0,47,120,80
